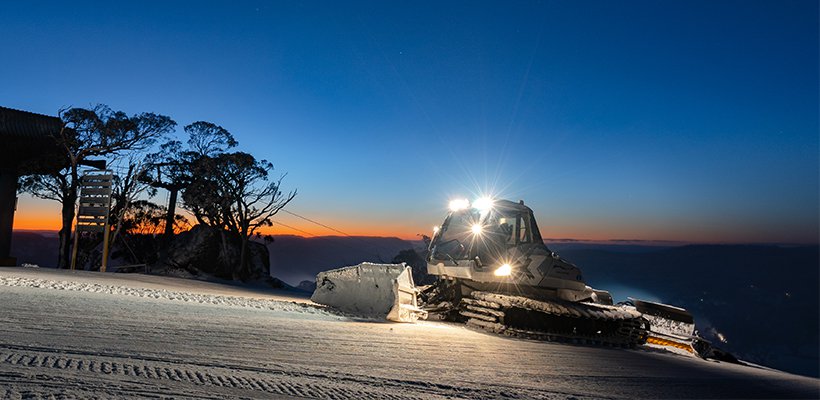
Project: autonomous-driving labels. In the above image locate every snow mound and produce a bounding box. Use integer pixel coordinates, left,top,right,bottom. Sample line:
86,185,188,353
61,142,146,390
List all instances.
0,275,341,318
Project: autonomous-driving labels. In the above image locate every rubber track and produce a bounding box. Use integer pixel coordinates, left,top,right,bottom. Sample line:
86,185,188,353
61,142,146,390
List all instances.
461,291,649,347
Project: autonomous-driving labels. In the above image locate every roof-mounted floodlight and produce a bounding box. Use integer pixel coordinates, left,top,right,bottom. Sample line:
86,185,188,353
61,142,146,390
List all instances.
473,197,494,212
449,199,470,212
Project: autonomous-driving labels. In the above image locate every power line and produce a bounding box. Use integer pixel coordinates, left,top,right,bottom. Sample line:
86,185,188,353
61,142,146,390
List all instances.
283,210,353,237
270,220,317,237
277,209,411,257
270,220,384,261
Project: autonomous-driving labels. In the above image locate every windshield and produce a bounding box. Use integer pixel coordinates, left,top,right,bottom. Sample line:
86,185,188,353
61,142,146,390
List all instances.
431,208,522,263
431,210,480,261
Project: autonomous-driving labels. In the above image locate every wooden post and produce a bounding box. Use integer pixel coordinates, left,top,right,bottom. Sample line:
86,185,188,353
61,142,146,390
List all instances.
69,225,80,270
100,183,113,272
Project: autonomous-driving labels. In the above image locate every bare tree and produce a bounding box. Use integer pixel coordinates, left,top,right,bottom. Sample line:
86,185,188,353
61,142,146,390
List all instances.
20,105,175,269
109,155,155,250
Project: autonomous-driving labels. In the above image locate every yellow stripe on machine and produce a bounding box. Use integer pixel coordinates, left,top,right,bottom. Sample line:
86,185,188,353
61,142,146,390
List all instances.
646,336,695,353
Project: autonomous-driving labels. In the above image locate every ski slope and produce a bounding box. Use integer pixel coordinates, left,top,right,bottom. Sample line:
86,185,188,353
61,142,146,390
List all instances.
0,268,817,399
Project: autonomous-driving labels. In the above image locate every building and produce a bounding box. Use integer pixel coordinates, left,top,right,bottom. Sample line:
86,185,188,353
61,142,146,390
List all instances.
0,106,65,266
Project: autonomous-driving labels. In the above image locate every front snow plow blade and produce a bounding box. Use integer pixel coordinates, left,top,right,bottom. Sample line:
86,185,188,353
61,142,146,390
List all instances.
311,263,427,322
629,298,698,353
632,298,742,363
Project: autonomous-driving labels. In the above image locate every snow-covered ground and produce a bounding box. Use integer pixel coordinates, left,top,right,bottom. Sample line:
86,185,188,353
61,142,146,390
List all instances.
0,268,817,399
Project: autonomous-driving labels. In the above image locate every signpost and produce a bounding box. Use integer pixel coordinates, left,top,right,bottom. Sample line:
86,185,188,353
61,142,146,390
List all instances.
70,172,114,271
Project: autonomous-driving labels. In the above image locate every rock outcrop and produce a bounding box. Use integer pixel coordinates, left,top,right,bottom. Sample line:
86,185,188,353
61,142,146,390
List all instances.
157,225,270,282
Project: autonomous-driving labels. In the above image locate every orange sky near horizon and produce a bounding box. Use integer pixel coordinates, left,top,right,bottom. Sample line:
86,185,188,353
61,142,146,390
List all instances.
12,210,424,240
12,194,429,240
13,194,818,245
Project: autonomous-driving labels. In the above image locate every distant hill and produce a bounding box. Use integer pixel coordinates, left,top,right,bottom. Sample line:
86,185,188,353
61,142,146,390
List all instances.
10,231,59,267
267,235,416,285
9,231,418,283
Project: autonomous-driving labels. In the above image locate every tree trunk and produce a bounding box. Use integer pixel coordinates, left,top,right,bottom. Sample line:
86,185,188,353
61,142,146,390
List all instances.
156,187,179,270
164,188,178,239
238,235,248,281
59,166,79,269
218,229,234,280
58,193,76,269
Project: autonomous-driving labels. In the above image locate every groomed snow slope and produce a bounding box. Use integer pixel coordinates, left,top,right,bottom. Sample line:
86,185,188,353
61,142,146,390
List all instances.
0,268,817,399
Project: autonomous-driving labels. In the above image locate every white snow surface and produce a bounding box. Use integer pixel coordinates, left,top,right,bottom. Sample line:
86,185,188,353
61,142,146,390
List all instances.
0,274,332,318
0,267,817,399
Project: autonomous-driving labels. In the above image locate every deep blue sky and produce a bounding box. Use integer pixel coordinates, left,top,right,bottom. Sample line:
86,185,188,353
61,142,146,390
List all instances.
3,1,818,243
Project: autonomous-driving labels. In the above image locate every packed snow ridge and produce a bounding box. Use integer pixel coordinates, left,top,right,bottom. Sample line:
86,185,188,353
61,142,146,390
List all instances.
0,275,339,318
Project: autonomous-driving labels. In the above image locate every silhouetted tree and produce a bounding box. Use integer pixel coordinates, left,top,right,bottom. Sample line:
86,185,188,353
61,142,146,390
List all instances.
108,155,157,252
185,121,238,157
182,151,296,280
143,121,237,239
20,105,175,268
118,200,190,238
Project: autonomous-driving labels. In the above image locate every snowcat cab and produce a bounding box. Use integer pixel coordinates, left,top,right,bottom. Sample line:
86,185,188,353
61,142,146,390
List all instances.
426,199,611,304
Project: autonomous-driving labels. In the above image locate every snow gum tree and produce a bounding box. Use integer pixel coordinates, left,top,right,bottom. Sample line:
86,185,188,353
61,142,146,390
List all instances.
182,151,296,280
144,121,237,239
142,120,296,280
20,105,176,269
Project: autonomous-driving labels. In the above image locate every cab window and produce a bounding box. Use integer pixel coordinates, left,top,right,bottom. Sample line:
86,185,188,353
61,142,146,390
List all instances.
517,214,532,244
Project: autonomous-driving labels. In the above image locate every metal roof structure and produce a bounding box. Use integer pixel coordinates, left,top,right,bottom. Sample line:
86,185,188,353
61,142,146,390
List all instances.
0,106,64,140
0,106,65,172
0,106,66,266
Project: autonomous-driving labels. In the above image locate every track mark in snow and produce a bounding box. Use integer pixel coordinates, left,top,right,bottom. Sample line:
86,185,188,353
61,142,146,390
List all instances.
0,276,339,318
0,386,20,400
0,347,423,399
0,345,602,399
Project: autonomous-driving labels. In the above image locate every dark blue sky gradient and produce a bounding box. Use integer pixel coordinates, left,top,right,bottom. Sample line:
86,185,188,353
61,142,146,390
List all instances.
2,1,817,243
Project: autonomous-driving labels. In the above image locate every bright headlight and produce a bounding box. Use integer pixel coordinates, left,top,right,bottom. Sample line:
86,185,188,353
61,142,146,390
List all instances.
494,263,512,276
471,224,483,235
